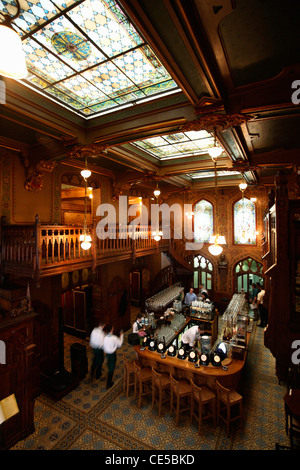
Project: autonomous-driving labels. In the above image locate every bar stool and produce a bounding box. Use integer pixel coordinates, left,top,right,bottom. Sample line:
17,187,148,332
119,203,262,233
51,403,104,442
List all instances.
134,360,152,408
215,380,243,436
190,379,216,434
170,374,192,425
151,368,171,417
122,352,135,397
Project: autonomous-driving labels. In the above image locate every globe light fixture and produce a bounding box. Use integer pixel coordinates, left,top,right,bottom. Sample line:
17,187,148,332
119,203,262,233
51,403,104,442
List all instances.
208,131,223,160
81,167,91,179
208,156,226,256
80,175,92,251
208,145,223,159
153,182,161,198
0,0,28,79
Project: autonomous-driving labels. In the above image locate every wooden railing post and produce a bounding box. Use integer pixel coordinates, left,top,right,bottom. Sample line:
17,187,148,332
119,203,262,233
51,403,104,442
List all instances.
34,214,41,287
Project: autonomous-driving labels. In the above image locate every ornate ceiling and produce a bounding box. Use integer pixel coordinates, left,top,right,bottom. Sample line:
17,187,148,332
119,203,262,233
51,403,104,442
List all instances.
1,0,300,195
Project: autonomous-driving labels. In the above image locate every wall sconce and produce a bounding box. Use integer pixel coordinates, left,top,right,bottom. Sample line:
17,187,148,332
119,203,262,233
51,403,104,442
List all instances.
0,0,28,79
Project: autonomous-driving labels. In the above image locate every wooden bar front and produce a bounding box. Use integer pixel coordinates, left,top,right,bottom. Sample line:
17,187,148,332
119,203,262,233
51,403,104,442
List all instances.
134,332,250,392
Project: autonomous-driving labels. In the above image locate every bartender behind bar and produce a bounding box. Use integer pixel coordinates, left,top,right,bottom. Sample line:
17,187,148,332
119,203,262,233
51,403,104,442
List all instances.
181,324,204,351
184,288,197,306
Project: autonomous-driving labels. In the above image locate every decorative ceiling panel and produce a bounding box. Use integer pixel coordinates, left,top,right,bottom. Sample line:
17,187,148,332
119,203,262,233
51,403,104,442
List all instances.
132,130,217,160
1,0,180,116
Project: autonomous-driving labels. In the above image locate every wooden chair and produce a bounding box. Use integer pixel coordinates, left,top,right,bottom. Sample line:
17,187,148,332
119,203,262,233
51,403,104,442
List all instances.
170,374,192,425
134,360,152,408
151,368,171,417
216,380,243,436
122,352,135,397
190,379,216,434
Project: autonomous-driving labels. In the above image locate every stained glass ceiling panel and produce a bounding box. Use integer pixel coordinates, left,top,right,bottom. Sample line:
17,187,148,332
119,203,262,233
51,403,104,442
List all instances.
132,130,218,160
187,170,240,179
0,0,180,117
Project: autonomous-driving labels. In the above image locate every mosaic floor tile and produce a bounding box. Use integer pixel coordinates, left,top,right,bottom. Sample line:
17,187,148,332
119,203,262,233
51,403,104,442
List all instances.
11,320,291,451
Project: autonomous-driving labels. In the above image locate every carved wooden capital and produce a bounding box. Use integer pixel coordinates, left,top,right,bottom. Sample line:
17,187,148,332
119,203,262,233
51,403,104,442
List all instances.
66,142,108,159
182,102,252,132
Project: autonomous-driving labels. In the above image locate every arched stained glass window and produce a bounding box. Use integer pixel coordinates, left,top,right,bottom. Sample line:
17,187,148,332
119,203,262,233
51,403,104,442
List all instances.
234,197,256,245
194,199,213,243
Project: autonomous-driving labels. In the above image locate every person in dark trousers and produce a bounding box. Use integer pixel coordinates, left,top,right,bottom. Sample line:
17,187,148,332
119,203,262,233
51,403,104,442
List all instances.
89,322,106,381
257,283,268,327
103,324,124,389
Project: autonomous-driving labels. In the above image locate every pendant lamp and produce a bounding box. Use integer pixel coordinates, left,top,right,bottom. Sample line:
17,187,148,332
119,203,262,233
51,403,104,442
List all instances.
80,175,92,250
208,151,226,256
153,182,160,198
0,0,28,79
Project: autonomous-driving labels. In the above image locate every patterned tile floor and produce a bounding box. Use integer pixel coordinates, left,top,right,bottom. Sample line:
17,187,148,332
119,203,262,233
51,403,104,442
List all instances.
12,317,291,451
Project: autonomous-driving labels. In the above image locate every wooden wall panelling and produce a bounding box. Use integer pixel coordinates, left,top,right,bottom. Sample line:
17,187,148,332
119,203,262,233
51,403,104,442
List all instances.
0,313,39,449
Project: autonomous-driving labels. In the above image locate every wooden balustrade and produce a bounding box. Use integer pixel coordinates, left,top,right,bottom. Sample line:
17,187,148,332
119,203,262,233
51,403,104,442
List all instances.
0,219,166,279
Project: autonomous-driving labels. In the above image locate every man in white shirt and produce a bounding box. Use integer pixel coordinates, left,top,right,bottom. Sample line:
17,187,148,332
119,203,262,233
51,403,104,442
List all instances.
103,325,124,389
257,284,268,327
181,324,203,350
89,322,105,381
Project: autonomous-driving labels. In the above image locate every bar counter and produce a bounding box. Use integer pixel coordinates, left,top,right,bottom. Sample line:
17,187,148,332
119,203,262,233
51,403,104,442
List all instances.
134,331,251,391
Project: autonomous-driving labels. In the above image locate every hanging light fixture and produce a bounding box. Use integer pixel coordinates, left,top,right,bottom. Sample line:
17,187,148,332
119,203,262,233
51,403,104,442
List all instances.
0,0,28,79
80,166,92,250
152,230,163,242
81,156,91,179
239,182,247,192
208,157,226,256
208,130,223,160
153,181,161,198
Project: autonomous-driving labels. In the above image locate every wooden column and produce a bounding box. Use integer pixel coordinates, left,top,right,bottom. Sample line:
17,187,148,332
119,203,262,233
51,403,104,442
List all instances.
264,174,291,380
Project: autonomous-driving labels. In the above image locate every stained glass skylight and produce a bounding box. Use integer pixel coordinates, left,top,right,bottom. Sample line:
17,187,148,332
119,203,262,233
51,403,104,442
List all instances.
1,0,179,117
132,130,217,160
188,170,240,179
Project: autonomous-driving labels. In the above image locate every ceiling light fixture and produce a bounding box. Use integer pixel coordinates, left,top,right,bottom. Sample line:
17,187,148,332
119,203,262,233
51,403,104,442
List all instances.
208,152,226,256
79,164,92,250
152,230,163,242
0,0,28,79
153,181,161,198
208,130,223,159
81,157,91,179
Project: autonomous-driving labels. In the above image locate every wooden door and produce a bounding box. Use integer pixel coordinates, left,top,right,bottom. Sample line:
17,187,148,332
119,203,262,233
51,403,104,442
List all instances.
107,276,130,334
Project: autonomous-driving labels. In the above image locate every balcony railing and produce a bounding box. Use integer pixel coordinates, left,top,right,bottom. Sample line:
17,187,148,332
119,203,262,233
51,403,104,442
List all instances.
0,216,172,283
